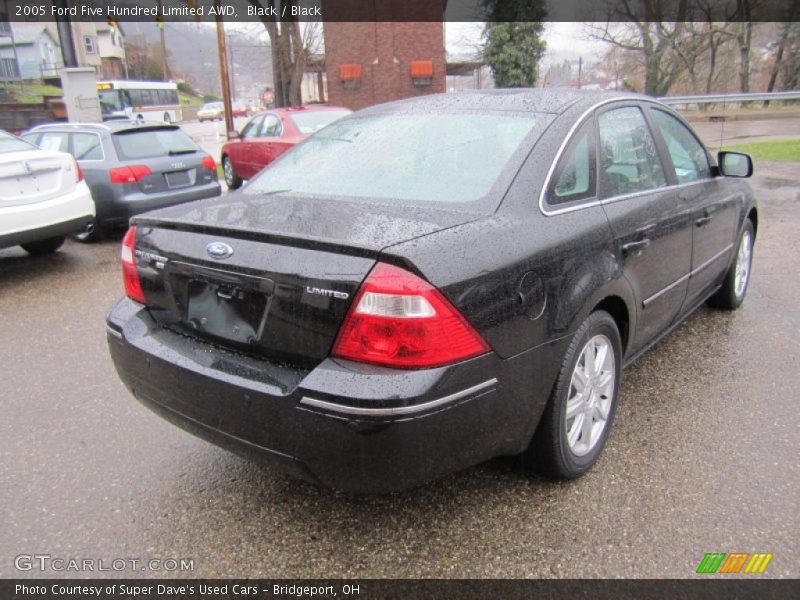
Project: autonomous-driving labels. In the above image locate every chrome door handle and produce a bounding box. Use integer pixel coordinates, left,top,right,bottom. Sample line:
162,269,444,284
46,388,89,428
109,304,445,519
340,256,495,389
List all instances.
696,215,713,227
622,239,651,256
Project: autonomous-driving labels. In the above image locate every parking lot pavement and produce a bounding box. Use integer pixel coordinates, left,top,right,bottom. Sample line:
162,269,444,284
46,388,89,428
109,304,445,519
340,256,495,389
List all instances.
1,160,798,579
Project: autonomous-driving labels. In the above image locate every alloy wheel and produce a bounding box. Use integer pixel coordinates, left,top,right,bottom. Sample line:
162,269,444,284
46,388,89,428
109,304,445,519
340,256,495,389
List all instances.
734,230,752,299
565,334,616,456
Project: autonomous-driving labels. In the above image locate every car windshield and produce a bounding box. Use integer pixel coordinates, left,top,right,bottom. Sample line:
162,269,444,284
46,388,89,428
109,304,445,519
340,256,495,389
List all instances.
245,112,549,205
289,109,352,135
0,131,37,154
98,89,125,115
112,127,199,160
202,103,222,110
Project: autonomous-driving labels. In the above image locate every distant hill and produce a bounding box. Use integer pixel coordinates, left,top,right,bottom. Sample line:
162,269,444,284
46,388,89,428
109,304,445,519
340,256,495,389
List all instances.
126,22,273,101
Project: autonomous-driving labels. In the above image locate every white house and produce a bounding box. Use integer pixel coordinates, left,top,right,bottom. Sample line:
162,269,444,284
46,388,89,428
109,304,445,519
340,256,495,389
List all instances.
0,25,60,80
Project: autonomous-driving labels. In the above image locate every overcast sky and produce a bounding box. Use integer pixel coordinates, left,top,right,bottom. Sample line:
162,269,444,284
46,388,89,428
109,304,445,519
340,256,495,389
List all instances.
445,22,606,67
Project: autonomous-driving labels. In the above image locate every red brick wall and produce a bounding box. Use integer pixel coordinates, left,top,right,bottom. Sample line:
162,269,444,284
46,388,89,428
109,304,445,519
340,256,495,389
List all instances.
324,19,446,111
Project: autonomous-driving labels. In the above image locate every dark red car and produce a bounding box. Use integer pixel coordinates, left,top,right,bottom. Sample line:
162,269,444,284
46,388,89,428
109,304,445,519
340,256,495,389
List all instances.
220,105,351,189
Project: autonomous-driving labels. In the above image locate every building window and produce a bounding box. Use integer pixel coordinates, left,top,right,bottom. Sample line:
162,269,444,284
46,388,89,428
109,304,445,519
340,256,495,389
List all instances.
339,64,362,90
0,58,20,79
411,60,434,87
84,36,96,54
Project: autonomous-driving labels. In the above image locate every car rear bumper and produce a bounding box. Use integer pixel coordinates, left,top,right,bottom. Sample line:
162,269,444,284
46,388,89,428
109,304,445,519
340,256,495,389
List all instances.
106,297,559,493
0,182,95,249
99,182,221,225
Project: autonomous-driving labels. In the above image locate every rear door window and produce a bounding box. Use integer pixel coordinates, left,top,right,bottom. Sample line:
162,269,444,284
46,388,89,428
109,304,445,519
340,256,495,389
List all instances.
39,132,69,153
71,133,104,160
546,119,596,206
598,106,667,199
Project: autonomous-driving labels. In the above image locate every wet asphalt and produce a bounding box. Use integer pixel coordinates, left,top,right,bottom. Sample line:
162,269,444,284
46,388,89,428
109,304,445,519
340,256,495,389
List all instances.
1,157,798,579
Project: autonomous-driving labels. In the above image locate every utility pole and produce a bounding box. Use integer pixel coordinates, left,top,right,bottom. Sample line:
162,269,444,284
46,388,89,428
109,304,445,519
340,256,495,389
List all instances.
226,34,236,101
215,2,234,136
157,0,169,79
577,56,583,89
53,0,77,68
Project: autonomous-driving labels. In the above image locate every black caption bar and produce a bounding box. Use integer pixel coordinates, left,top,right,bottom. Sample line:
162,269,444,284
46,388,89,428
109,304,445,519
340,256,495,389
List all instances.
2,579,796,600
3,0,799,23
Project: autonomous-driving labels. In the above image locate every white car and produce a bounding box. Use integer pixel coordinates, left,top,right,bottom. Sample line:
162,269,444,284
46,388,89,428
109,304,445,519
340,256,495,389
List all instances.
0,131,95,255
197,102,224,122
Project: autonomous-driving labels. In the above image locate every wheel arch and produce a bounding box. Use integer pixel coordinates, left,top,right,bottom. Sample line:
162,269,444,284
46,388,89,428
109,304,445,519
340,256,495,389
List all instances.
747,206,758,238
592,295,631,356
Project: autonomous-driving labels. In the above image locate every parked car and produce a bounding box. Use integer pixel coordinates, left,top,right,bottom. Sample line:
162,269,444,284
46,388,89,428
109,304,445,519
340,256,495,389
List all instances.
23,121,221,242
220,105,351,189
231,102,249,118
197,102,224,122
0,130,94,255
107,90,757,493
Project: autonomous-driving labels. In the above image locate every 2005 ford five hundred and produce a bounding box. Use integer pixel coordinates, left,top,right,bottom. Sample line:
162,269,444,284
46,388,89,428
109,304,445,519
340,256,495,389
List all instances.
107,90,757,493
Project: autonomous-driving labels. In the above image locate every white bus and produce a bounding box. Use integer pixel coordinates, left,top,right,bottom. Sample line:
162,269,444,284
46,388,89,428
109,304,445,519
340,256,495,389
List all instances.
97,80,183,124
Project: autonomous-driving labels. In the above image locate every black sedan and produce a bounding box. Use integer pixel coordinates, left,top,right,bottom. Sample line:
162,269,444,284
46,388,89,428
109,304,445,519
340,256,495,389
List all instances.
107,90,757,493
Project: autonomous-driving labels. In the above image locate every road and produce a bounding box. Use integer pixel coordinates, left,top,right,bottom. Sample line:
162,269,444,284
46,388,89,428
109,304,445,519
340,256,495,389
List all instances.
1,136,799,578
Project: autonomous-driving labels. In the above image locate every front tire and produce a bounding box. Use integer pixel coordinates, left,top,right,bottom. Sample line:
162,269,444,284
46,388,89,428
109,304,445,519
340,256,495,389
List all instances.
21,236,65,255
525,310,622,479
163,112,171,124
222,156,243,190
707,220,754,310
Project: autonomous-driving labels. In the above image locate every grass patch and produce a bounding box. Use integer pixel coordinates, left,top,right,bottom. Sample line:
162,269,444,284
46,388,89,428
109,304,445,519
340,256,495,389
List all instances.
179,91,203,106
3,82,63,103
722,139,800,162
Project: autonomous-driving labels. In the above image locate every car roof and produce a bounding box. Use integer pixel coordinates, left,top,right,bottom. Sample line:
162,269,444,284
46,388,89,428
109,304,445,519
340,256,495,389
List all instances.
256,105,351,117
29,121,178,134
359,88,650,116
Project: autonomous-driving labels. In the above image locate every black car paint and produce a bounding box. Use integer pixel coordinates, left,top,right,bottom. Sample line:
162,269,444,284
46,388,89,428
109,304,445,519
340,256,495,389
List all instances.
107,90,757,493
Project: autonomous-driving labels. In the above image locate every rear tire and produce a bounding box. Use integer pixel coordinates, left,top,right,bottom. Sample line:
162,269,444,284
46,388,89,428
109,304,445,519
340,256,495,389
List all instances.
524,310,622,479
707,220,754,310
222,156,243,190
21,236,65,255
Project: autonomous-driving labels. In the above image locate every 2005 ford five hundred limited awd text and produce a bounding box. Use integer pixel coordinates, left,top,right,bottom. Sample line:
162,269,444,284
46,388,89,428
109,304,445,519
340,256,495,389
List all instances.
107,90,757,493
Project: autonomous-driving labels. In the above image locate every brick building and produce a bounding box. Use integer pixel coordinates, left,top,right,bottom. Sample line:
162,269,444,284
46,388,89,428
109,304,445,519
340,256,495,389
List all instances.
323,2,446,110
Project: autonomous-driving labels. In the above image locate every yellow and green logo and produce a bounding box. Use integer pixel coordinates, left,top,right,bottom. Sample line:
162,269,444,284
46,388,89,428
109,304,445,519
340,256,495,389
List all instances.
696,552,773,574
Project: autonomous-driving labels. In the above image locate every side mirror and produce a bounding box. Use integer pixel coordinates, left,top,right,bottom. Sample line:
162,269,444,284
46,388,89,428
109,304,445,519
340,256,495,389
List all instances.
717,151,753,178
227,130,240,141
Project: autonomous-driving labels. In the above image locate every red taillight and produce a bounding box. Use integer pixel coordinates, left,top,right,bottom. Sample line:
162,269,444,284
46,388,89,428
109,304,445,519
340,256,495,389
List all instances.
201,155,216,171
74,159,83,182
121,227,145,304
332,262,489,369
109,165,152,184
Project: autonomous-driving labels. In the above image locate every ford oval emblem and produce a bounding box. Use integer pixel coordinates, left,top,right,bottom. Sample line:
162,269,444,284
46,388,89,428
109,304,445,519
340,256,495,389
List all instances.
206,242,234,260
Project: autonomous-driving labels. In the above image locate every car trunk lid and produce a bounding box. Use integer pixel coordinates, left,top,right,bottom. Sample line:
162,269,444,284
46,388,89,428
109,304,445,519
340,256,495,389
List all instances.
131,194,480,367
0,150,77,207
111,127,216,195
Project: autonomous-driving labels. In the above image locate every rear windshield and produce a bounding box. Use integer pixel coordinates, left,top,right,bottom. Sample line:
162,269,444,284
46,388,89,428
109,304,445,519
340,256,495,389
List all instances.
245,112,548,205
289,109,351,135
112,128,198,160
0,131,37,154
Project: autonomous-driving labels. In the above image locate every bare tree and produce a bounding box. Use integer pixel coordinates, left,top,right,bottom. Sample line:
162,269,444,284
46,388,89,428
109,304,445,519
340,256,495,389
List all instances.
247,1,309,107
588,0,692,96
